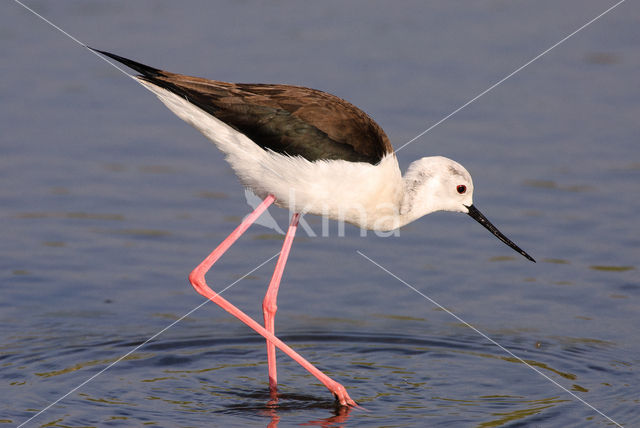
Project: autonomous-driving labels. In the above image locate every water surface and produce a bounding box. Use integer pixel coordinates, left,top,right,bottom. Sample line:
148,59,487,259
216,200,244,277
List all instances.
2,1,639,426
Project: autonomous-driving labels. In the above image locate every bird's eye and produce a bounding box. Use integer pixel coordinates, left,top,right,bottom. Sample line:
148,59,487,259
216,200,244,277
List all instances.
456,185,467,194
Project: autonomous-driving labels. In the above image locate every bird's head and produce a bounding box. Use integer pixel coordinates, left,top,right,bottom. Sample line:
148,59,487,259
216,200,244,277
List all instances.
403,156,535,262
403,156,474,214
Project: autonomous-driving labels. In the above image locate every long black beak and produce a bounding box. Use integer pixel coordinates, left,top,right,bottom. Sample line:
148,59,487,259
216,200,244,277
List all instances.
466,205,535,262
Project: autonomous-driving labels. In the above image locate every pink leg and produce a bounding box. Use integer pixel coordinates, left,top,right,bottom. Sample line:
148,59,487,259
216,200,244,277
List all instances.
263,213,300,394
188,196,356,406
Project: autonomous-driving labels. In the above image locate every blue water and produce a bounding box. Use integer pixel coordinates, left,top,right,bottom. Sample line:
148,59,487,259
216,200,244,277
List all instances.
2,1,639,426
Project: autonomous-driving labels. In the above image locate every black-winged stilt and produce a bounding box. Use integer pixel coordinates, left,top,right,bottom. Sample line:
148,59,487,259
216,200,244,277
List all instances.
92,49,535,407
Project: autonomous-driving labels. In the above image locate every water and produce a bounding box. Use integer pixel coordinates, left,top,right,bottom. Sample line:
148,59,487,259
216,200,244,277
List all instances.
2,1,639,426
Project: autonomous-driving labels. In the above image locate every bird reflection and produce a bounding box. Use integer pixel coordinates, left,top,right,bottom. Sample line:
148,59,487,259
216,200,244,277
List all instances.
261,395,354,428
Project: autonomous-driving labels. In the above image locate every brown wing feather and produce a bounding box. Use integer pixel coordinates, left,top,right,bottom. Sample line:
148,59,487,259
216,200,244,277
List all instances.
93,49,393,164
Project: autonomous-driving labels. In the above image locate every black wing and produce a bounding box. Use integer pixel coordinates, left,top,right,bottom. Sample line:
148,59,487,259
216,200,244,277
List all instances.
92,49,393,165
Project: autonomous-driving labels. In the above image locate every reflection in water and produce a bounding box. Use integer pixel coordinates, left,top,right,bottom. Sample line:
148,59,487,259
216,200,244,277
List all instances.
4,322,632,425
589,265,635,272
471,396,570,427
298,405,353,427
261,394,353,428
34,353,152,378
432,395,570,427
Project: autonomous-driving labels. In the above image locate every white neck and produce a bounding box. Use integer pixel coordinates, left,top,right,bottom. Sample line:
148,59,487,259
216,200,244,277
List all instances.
293,155,443,232
356,155,471,231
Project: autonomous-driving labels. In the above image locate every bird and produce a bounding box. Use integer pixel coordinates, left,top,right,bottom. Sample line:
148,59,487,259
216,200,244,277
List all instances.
91,48,535,407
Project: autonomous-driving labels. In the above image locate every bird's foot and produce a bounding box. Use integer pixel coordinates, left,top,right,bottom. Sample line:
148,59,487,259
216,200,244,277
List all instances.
331,383,357,407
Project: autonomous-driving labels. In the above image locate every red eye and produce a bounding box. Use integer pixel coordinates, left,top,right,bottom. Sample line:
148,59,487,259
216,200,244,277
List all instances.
456,185,466,194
